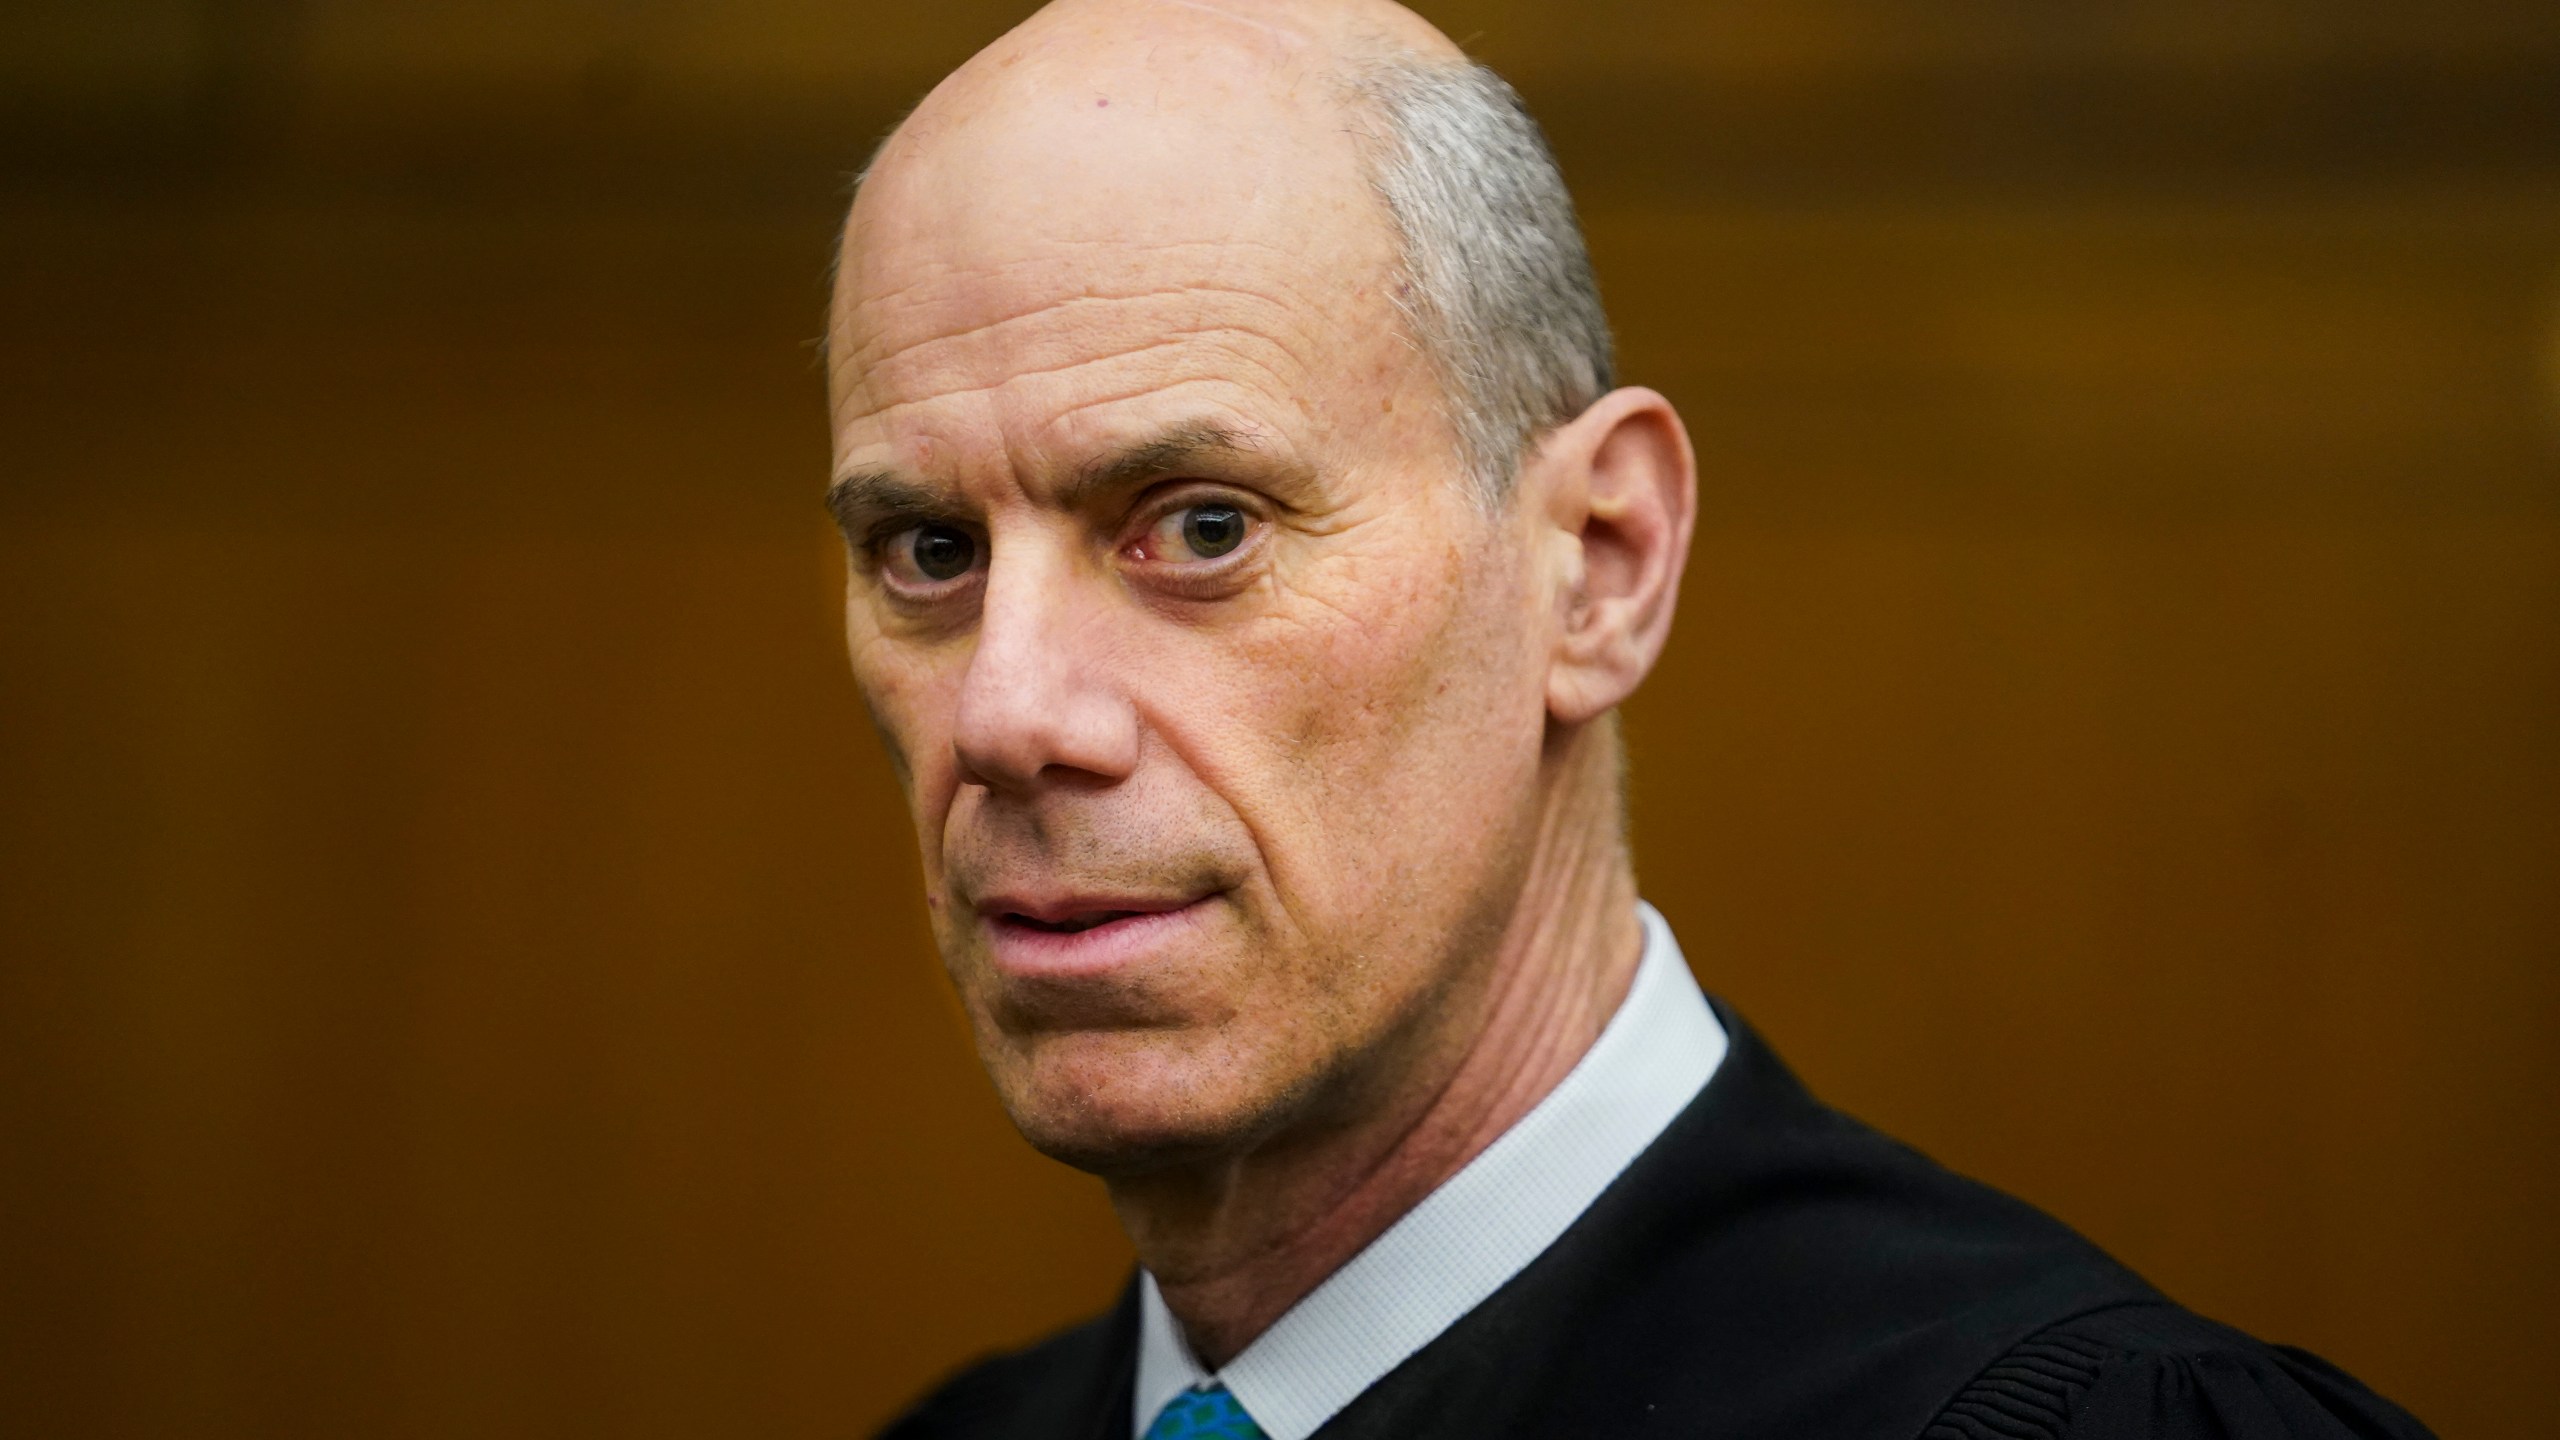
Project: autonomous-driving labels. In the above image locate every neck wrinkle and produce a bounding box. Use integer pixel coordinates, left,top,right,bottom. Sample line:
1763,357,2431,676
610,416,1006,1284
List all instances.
1130,720,1643,1370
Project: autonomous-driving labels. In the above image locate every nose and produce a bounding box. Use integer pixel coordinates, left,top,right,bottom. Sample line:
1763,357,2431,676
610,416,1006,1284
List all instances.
950,549,1140,792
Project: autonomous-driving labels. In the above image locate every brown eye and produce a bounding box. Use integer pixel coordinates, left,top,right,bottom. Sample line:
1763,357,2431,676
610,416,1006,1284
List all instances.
1181,504,1246,558
908,524,977,581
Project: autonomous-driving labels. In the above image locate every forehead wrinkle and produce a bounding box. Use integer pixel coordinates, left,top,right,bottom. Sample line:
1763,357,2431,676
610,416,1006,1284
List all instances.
847,239,1319,305
869,321,1297,406
1034,378,1305,458
842,245,1333,340
842,236,1333,302
844,283,1310,388
836,242,1352,377
839,174,1372,271
831,321,1309,438
836,274,1327,440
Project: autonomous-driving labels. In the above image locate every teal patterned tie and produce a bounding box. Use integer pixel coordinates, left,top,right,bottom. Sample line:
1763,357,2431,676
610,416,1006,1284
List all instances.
1142,1383,1269,1440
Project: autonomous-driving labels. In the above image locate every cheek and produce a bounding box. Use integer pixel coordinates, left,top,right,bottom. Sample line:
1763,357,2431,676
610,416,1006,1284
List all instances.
1219,530,1544,925
847,630,966,854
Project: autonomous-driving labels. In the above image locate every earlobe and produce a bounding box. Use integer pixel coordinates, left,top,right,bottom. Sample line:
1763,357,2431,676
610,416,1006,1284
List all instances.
1542,387,1697,726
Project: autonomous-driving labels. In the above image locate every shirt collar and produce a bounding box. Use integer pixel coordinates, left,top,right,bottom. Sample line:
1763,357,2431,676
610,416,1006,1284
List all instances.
1134,901,1727,1440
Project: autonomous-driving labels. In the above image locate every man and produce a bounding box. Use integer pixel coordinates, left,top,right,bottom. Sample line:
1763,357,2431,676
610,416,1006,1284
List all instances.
824,2,2433,1436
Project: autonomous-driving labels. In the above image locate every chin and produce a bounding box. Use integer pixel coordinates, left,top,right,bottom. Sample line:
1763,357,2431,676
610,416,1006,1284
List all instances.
989,1026,1313,1177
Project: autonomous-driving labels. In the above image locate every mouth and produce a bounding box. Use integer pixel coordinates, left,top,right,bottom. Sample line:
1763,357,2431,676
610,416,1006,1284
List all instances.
975,893,1216,978
1001,908,1152,935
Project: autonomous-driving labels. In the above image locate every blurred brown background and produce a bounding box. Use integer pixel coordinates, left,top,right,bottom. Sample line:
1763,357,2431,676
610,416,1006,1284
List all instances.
2,2,2554,1435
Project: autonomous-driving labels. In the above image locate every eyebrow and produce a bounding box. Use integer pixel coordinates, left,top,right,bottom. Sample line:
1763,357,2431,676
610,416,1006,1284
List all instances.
822,420,1273,534
1060,421,1264,510
823,467,946,537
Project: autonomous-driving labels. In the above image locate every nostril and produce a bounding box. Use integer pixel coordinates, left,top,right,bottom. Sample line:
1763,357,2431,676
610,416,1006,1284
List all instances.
949,637,1142,790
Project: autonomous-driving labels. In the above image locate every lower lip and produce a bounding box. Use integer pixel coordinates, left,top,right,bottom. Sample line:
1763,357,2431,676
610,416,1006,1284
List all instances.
983,899,1215,980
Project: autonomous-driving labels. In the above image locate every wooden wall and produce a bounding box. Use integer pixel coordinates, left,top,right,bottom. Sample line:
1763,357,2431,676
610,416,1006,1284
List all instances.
2,3,2553,1434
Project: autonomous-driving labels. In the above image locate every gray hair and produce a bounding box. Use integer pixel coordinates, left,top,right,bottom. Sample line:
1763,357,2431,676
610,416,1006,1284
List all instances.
1349,58,1615,504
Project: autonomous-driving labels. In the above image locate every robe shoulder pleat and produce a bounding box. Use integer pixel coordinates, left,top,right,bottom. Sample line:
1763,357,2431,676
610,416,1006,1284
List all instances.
1925,1303,2435,1440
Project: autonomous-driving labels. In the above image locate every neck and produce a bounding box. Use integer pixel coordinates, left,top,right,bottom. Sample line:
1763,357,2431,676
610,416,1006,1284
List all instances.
1110,720,1643,1369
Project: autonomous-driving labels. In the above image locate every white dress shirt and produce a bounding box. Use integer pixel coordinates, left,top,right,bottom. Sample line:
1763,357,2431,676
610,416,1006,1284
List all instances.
1133,901,1728,1440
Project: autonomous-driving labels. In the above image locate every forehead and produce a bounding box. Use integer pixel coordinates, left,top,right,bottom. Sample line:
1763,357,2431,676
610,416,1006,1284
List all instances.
827,55,1411,485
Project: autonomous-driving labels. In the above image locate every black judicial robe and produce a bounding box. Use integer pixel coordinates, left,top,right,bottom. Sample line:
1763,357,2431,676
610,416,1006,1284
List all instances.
882,1001,2435,1440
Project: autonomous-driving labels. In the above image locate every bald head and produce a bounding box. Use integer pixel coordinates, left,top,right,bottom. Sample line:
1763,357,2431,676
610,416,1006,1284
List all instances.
832,0,1608,502
912,0,1465,115
869,0,1464,206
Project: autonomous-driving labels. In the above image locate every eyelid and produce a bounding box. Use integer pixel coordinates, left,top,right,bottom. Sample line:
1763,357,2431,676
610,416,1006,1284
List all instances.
860,511,964,554
1129,483,1262,536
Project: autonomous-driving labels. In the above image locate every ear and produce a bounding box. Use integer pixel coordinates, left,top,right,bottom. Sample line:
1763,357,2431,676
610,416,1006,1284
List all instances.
1526,387,1697,726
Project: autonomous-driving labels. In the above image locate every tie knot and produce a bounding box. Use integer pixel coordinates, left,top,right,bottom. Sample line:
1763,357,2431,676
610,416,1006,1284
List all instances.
1142,1382,1268,1440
